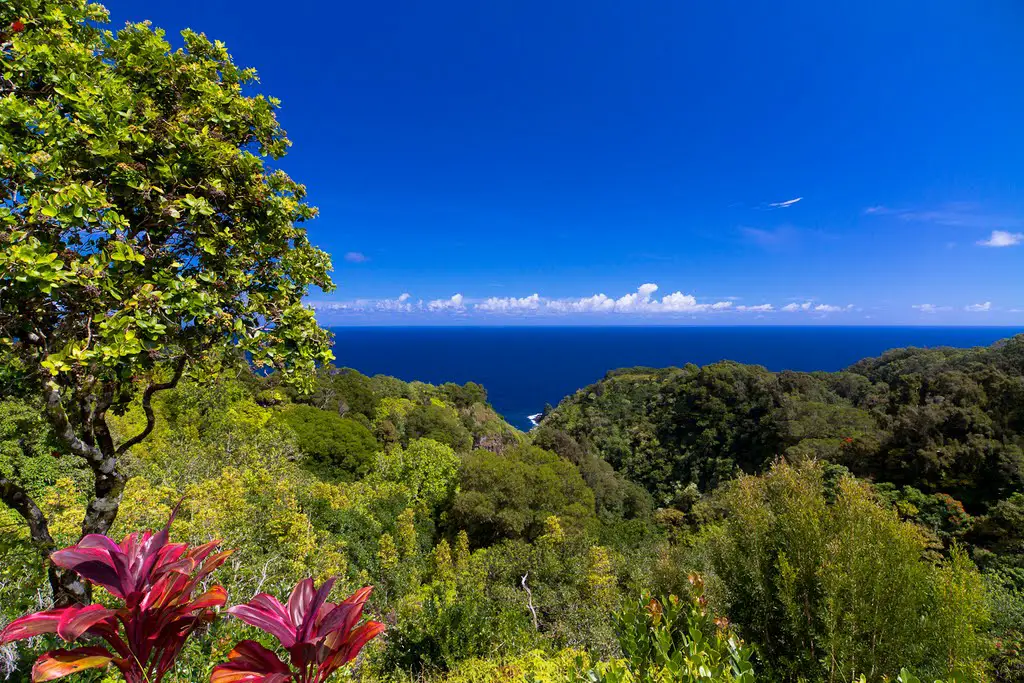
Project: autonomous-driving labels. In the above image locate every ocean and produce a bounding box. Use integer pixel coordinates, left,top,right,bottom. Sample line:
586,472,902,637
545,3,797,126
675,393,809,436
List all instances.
329,326,1022,431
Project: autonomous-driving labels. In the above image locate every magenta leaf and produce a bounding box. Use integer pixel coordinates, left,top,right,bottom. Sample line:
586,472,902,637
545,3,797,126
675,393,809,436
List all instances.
56,605,117,642
216,582,383,683
209,640,292,683
3,509,230,683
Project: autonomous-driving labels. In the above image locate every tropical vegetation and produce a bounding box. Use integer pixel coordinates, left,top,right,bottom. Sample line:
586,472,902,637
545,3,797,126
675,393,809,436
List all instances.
2,1,1024,681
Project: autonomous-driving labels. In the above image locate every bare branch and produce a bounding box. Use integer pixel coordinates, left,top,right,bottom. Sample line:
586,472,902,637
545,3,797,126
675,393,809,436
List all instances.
115,356,188,456
521,573,539,631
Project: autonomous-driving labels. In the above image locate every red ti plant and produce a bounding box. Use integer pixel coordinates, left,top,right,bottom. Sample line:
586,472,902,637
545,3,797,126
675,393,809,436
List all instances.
0,512,231,682
211,579,384,683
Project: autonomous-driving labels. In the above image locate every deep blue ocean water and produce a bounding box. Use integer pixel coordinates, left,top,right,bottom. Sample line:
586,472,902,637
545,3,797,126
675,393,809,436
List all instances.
329,326,1022,431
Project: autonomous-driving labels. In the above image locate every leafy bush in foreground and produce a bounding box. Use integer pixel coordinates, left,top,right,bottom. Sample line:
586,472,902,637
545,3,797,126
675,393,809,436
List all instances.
709,461,991,682
0,512,230,682
585,578,754,683
213,580,384,683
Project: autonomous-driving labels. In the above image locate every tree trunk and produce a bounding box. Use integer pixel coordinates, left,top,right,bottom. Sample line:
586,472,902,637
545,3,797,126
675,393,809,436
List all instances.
0,476,90,605
48,564,90,606
81,467,127,539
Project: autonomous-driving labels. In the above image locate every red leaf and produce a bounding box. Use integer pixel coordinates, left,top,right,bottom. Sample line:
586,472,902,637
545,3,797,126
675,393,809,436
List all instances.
50,544,124,598
285,578,314,633
190,585,228,611
56,605,117,642
314,601,362,641
31,646,113,681
6,511,231,681
228,594,296,648
318,620,385,680
10,20,24,33
0,609,68,643
210,640,292,683
221,583,382,683
297,578,334,641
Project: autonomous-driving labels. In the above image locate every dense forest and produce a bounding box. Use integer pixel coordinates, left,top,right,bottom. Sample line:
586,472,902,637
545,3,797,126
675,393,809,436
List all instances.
2,1,1023,681
2,337,1023,681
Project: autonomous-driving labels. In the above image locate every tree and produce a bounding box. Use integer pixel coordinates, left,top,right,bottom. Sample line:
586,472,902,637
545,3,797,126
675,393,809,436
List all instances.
0,0,333,603
278,405,378,478
451,445,596,545
405,401,473,452
373,437,460,511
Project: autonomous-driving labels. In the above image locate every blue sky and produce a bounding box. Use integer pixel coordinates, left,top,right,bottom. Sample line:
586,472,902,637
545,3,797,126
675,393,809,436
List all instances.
104,0,1024,325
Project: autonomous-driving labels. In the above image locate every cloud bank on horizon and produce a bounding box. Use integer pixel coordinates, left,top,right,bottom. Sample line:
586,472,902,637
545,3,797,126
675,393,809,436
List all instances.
309,282,1019,324
310,284,864,321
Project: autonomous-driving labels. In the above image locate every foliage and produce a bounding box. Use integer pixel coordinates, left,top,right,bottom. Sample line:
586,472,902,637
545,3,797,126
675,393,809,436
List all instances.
405,402,474,453
213,580,384,683
0,511,230,682
451,446,596,545
708,461,990,682
372,438,460,512
0,399,70,496
278,405,379,478
585,581,755,683
541,338,1024,510
5,299,1024,682
114,375,300,488
0,0,334,387
532,426,651,523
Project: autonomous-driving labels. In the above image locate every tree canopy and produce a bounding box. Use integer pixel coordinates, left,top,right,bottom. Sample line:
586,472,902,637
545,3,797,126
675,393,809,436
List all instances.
0,0,333,602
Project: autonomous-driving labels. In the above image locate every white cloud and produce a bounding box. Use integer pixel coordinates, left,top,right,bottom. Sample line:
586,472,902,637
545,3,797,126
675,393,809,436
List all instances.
477,293,542,313
309,294,419,314
309,285,849,318
375,293,416,312
637,283,659,299
344,251,369,263
427,294,466,311
544,284,735,315
913,304,938,314
780,301,851,313
977,230,1024,248
547,293,616,314
863,203,1023,230
965,302,992,312
769,197,803,209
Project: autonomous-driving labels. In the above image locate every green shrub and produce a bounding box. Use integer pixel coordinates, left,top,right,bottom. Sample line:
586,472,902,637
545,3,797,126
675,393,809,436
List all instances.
584,580,754,683
373,438,461,512
708,461,991,682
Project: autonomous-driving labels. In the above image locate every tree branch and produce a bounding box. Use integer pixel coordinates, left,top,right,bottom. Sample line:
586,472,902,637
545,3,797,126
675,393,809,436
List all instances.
115,356,187,456
0,475,55,554
521,573,539,631
43,377,104,466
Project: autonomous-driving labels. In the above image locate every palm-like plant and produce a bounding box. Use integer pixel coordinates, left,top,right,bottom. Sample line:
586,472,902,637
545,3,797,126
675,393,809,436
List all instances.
0,512,231,682
211,579,384,683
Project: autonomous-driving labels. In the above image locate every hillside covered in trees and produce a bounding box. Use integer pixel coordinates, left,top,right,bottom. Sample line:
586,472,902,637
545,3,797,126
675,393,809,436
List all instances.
2,337,1023,682
1,1,1023,680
